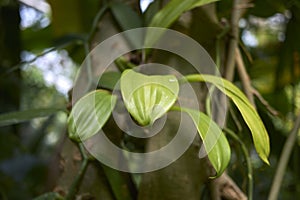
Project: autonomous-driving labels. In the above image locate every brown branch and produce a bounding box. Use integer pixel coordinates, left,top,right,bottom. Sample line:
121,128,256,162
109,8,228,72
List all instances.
235,47,256,107
235,47,279,116
224,0,242,81
210,173,247,200
251,88,279,116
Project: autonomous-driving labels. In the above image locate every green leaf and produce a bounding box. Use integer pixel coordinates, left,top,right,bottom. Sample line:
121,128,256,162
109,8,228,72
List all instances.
33,192,63,200
143,0,161,25
99,71,121,90
172,106,230,177
120,69,179,126
68,90,117,142
184,74,270,164
110,2,143,48
0,108,63,127
145,0,219,46
110,2,142,30
149,0,218,28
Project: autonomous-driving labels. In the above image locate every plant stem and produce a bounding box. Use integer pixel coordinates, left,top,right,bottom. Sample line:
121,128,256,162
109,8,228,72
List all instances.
87,4,108,41
235,47,255,107
268,114,300,200
65,158,89,200
224,128,253,200
65,143,90,200
5,40,79,75
180,74,204,83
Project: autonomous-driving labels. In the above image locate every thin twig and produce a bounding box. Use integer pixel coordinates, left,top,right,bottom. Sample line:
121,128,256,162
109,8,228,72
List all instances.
239,41,253,63
4,4,108,77
229,106,243,132
3,40,79,75
268,113,300,200
251,88,279,116
87,4,109,42
224,0,241,81
235,47,255,107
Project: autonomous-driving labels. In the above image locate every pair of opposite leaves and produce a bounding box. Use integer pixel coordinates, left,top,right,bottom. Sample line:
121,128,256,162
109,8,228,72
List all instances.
68,69,270,177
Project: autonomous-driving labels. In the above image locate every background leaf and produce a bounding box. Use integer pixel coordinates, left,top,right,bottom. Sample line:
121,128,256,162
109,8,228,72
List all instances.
149,0,219,28
110,2,142,30
172,106,231,177
185,74,270,164
143,0,160,25
110,2,143,48
145,0,219,47
120,69,179,126
0,108,64,127
68,90,117,141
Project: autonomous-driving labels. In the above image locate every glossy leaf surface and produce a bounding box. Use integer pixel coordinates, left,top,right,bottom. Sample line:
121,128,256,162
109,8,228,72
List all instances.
68,90,117,142
172,106,231,177
120,70,179,126
185,74,270,164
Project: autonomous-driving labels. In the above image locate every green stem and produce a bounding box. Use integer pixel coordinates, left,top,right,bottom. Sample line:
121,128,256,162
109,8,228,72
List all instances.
170,105,182,112
224,128,253,200
82,4,109,92
65,143,90,200
87,4,108,41
179,74,204,84
65,5,108,199
84,42,93,91
65,158,89,200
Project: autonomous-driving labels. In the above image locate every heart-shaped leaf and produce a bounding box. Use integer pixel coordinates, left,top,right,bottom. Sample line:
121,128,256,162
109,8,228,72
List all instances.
172,106,231,177
184,74,270,164
120,69,179,126
68,90,117,142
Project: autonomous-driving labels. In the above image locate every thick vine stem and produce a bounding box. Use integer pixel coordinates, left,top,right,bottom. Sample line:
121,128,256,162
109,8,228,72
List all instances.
268,114,300,200
65,143,90,200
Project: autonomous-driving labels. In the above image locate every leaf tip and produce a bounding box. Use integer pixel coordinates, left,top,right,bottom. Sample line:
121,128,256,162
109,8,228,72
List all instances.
261,156,270,166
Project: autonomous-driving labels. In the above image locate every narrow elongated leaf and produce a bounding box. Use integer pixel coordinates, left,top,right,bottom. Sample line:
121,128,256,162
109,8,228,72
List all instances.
110,2,142,30
0,108,63,127
172,106,231,177
145,0,219,46
68,90,117,142
110,2,143,48
185,74,270,164
120,70,179,126
143,0,160,25
149,0,219,28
